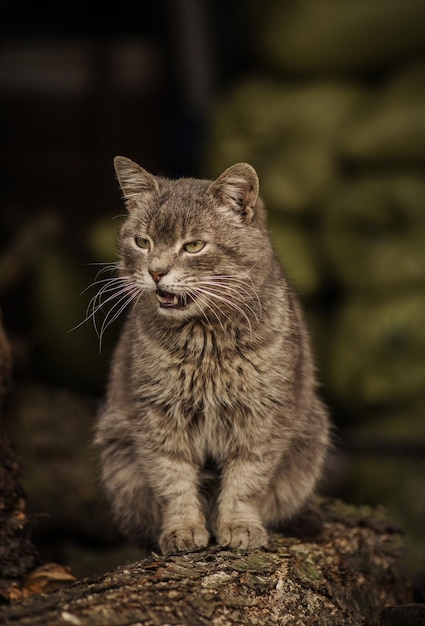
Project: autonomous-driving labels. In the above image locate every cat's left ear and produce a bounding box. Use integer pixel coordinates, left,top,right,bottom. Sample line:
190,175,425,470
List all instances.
114,156,159,203
208,163,259,224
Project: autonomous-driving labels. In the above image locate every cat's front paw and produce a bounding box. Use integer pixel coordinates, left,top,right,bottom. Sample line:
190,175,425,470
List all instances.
216,522,268,549
159,525,210,555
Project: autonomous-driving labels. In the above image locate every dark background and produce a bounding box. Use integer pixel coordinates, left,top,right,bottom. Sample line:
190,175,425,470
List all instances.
1,0,424,591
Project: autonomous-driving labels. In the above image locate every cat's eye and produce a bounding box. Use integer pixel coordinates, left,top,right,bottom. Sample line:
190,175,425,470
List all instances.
134,236,150,250
184,241,206,253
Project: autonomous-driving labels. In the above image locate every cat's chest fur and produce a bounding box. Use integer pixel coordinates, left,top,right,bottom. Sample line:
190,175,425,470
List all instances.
127,312,290,462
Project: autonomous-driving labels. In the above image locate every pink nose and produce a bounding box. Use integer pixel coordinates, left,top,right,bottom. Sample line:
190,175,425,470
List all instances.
149,270,166,283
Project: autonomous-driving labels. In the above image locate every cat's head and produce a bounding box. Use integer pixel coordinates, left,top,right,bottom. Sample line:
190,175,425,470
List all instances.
114,156,271,324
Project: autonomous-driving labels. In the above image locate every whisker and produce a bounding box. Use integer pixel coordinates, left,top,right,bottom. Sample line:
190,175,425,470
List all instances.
194,279,261,324
85,280,129,326
98,284,140,327
98,285,142,351
187,291,216,328
200,274,262,318
84,262,120,282
71,271,142,351
93,264,120,279
200,281,258,314
191,286,253,335
76,263,120,299
189,289,228,333
201,272,261,295
89,282,137,338
79,275,126,300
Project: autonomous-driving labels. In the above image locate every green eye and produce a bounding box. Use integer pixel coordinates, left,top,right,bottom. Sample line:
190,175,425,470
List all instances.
135,236,150,250
184,241,205,253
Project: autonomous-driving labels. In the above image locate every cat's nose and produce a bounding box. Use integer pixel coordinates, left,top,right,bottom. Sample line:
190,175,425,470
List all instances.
149,269,168,284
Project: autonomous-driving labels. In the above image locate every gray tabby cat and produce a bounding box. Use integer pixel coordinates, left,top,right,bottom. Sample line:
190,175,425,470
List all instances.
94,156,330,555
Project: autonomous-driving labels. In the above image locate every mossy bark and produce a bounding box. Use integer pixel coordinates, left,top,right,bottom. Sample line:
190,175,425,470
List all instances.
0,500,412,626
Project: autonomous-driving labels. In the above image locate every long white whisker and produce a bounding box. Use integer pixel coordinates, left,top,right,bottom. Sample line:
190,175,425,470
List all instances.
69,281,124,334
71,271,141,352
80,277,127,304
99,284,141,328
194,280,261,324
187,291,216,328
90,282,138,338
200,272,261,296
98,285,142,351
189,289,228,333
84,262,120,283
77,268,122,298
192,286,253,335
93,264,120,280
200,274,262,318
85,281,130,331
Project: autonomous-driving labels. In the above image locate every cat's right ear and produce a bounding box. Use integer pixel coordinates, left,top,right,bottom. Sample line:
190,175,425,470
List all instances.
208,163,259,224
113,156,159,204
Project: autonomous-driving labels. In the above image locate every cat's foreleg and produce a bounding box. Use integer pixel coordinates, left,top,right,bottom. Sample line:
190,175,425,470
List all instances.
147,454,210,555
215,454,276,549
95,414,209,554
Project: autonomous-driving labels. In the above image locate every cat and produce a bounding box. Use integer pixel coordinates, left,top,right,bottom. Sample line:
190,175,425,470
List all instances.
94,156,330,555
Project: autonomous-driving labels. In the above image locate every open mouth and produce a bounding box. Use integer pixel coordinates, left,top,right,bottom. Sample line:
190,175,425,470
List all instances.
156,288,193,310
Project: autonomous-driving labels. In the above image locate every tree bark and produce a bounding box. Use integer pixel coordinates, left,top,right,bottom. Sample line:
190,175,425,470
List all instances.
0,312,39,602
0,499,412,626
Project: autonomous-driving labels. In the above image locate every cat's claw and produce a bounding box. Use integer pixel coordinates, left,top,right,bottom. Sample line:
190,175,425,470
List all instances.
217,523,268,549
159,525,210,555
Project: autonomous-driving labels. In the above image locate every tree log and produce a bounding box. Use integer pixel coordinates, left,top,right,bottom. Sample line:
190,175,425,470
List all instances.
0,312,39,602
0,500,412,626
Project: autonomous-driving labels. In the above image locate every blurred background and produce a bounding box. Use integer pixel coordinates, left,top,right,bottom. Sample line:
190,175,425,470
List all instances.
1,0,424,589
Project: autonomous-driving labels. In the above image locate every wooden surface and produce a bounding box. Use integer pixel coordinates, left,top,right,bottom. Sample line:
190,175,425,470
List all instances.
0,500,412,626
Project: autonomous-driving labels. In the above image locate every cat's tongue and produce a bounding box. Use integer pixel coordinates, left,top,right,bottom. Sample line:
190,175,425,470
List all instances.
156,289,187,309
